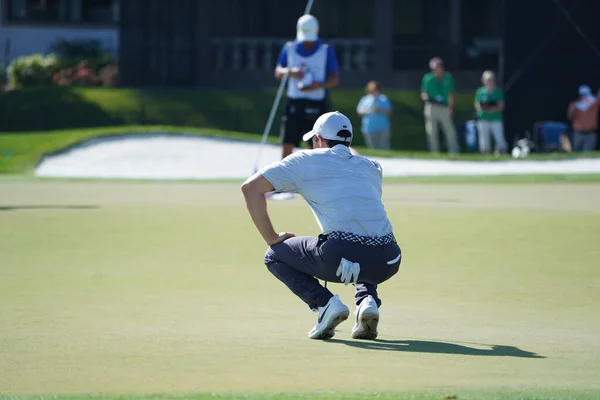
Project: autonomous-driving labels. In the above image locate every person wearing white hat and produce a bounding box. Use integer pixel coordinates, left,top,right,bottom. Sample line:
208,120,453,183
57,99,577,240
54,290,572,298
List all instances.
241,111,402,341
567,85,600,152
474,70,507,154
274,14,341,161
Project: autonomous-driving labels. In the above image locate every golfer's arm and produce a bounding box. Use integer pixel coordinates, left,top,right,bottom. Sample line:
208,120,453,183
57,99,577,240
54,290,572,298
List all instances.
241,175,278,245
322,71,340,89
275,65,289,80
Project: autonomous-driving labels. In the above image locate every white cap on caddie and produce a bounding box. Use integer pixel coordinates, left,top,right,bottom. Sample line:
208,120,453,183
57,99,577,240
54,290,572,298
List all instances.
297,14,319,42
302,111,353,143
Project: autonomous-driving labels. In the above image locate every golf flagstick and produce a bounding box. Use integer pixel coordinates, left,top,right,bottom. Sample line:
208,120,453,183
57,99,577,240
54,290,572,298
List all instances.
250,0,326,289
252,0,316,174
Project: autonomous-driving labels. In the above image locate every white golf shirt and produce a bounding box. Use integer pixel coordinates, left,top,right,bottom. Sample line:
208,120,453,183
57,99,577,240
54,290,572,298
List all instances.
258,145,393,237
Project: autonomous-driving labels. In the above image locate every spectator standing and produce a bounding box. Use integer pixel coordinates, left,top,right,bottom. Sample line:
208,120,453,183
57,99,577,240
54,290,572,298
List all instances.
567,85,600,152
420,57,459,154
474,70,507,154
356,81,392,150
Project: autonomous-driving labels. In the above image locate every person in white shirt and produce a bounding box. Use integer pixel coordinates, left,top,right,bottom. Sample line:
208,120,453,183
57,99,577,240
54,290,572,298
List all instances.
241,111,402,341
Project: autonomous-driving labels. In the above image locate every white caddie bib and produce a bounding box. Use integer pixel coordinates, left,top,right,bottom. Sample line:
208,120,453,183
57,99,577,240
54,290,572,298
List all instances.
286,41,328,100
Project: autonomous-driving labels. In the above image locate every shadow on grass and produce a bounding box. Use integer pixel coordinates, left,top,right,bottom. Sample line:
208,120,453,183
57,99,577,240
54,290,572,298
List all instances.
327,338,545,358
134,87,278,135
0,87,123,132
0,205,99,211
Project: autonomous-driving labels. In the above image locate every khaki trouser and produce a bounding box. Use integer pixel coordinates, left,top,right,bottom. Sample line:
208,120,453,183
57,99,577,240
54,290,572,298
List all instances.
477,120,507,153
363,129,391,150
424,103,460,154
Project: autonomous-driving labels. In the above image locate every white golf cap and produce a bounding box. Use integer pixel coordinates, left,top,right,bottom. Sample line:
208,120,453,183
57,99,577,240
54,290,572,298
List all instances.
297,14,319,42
579,85,591,95
302,111,353,143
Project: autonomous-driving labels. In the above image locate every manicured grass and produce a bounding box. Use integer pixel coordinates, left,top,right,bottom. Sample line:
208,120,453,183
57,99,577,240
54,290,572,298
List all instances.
1,181,599,398
2,391,600,400
1,125,599,176
3,174,600,184
0,86,477,150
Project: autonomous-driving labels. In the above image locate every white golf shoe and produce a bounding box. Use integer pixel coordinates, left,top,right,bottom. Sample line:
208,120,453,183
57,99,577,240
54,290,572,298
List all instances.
308,295,349,340
351,295,379,340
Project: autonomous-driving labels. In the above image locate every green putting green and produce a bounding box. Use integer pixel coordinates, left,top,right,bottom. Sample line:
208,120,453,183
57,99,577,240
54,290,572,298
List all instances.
1,180,599,399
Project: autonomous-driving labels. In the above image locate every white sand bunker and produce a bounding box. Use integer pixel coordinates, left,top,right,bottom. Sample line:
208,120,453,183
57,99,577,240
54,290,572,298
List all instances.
35,133,600,180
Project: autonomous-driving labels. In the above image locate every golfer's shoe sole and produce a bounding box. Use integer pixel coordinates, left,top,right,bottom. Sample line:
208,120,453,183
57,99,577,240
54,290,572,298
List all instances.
352,311,379,340
309,309,350,340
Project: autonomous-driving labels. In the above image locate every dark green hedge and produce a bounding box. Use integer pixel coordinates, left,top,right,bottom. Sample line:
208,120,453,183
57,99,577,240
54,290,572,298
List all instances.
0,86,476,151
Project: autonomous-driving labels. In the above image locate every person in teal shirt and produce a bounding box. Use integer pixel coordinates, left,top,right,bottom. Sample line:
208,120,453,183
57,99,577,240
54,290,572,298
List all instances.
474,70,507,154
356,81,392,150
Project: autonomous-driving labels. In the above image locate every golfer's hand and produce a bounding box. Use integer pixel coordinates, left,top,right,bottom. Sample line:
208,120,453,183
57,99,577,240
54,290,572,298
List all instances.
336,258,360,286
268,232,296,246
300,82,324,92
289,67,304,79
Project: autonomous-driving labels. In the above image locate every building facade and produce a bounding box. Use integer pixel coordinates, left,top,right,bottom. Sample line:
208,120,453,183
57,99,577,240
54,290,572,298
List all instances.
0,0,119,64
0,0,504,90
119,0,503,89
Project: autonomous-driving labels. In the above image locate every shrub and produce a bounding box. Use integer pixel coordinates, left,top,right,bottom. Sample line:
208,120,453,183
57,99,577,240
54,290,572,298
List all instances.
53,60,102,87
99,63,119,87
49,38,118,74
58,54,118,73
0,64,7,87
7,54,60,88
49,38,106,59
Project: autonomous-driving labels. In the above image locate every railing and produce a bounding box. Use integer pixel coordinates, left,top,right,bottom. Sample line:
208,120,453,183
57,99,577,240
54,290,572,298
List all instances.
209,37,373,72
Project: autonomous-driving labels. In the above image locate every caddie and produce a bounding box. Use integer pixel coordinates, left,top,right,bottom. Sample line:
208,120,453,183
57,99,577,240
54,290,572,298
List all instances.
274,14,340,160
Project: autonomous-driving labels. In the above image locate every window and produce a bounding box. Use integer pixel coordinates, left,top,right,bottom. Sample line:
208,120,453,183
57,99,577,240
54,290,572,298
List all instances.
210,0,372,38
461,0,502,39
394,0,423,39
81,0,117,23
5,0,119,24
311,0,372,38
392,0,425,69
7,0,60,21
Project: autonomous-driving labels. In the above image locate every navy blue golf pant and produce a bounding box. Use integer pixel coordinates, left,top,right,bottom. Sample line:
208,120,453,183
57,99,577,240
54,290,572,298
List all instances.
264,234,402,310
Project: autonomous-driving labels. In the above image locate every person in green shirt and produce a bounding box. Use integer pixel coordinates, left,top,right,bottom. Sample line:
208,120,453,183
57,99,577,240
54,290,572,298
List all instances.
420,57,460,154
474,70,507,154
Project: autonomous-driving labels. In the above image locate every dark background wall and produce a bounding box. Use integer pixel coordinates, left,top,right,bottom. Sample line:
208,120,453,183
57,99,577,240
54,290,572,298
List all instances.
503,0,600,145
119,0,502,90
118,0,600,149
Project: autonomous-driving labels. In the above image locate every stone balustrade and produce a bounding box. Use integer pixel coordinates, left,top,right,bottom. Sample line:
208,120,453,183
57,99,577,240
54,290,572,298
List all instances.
209,37,373,72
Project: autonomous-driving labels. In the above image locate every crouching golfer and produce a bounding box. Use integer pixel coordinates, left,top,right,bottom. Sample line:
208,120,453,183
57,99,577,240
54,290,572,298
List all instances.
241,111,402,340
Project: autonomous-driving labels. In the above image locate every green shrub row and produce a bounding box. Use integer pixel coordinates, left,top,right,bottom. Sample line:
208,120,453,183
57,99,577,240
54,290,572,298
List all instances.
3,39,118,89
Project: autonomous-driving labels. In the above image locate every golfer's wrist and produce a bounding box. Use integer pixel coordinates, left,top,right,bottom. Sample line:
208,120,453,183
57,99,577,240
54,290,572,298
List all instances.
265,232,279,246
